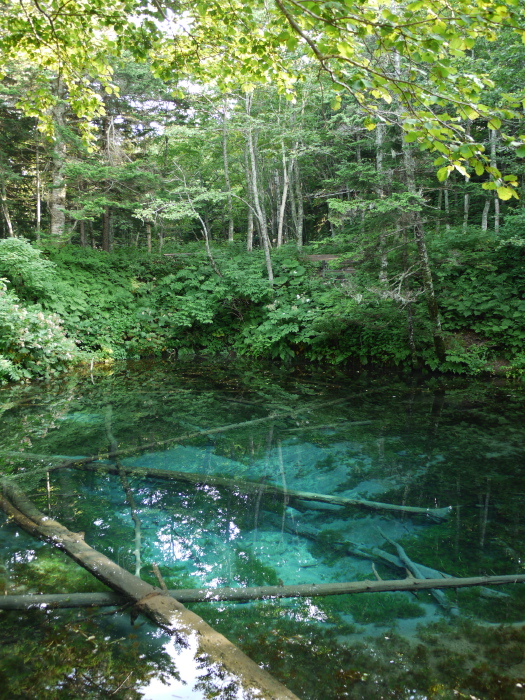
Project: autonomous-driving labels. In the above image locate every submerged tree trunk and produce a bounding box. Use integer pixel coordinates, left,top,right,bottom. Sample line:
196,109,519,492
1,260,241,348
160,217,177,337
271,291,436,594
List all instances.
62,461,452,520
0,484,299,700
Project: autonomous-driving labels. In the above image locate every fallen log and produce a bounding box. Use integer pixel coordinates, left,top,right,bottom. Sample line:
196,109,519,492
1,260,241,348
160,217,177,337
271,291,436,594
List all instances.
64,462,452,520
0,483,299,700
1,574,524,610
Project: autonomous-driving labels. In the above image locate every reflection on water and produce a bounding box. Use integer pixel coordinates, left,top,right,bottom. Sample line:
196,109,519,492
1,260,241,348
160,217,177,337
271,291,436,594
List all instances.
1,359,525,698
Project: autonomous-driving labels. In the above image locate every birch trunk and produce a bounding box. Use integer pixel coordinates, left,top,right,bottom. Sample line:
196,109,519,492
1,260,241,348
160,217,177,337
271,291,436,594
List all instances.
481,199,491,231
222,99,234,243
246,93,273,282
244,141,254,251
35,138,41,240
277,143,291,247
490,129,500,232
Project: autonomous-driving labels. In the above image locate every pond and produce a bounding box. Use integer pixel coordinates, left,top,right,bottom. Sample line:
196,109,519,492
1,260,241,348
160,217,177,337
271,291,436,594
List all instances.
0,359,525,699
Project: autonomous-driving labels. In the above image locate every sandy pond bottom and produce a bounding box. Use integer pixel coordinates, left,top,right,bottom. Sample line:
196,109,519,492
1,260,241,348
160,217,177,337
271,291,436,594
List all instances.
1,361,525,699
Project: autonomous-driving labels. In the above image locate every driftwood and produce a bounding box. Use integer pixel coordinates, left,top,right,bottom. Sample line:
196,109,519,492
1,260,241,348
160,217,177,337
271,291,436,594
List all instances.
65,462,451,520
0,484,299,700
1,574,523,610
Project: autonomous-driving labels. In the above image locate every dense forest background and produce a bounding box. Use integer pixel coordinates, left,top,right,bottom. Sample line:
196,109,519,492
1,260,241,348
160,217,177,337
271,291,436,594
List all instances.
2,4,525,383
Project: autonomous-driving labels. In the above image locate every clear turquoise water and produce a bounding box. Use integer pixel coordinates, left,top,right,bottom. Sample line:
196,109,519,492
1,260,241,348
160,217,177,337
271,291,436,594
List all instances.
1,360,525,699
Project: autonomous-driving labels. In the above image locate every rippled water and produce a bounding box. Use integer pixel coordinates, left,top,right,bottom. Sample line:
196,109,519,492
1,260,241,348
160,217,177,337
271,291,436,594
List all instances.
1,360,525,699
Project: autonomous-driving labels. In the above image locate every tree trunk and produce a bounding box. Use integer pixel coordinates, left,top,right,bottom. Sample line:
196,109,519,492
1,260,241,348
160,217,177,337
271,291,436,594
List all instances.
246,93,273,282
222,99,235,243
49,93,67,240
63,461,451,520
376,123,388,282
35,137,41,240
481,199,490,231
1,573,521,610
490,129,500,232
102,207,111,252
79,221,87,247
146,222,152,253
277,149,288,247
244,141,254,251
0,182,14,237
462,178,469,233
292,159,303,248
403,142,446,363
0,485,299,700
444,187,450,230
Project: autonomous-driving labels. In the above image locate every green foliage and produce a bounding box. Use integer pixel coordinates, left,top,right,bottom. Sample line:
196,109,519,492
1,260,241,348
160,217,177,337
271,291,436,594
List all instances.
431,227,525,361
0,280,78,384
0,238,56,300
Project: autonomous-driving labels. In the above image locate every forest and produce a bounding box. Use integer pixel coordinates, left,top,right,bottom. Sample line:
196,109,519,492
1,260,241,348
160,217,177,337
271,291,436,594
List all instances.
1,0,525,384
2,3,525,700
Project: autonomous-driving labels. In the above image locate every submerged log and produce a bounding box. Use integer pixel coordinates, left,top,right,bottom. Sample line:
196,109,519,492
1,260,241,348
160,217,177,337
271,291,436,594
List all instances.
0,484,299,700
65,462,451,520
1,574,524,610
378,529,459,615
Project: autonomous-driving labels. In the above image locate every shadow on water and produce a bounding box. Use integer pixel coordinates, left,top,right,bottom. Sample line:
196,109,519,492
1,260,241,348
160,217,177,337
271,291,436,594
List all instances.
1,359,525,698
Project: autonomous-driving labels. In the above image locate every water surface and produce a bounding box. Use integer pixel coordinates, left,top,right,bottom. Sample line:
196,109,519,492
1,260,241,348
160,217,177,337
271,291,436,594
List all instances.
1,360,524,699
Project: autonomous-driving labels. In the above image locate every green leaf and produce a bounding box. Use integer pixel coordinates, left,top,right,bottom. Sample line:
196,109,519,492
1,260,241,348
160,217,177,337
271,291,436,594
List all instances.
488,117,502,130
436,166,451,182
497,186,516,200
